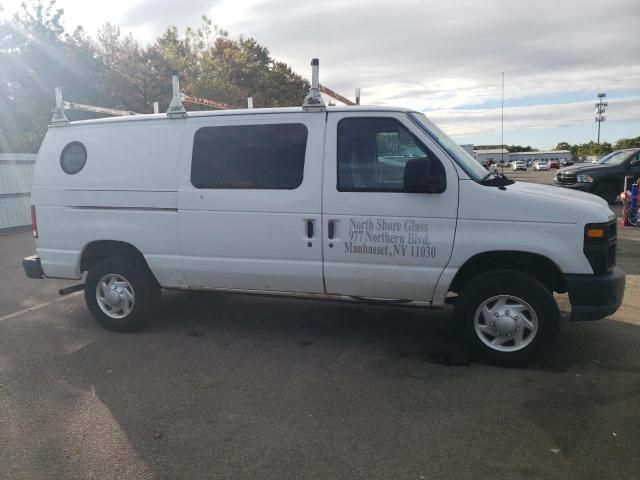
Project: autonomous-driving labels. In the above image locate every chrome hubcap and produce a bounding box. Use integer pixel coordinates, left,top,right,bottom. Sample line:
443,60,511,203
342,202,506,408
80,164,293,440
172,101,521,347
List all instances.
96,274,135,319
474,295,538,352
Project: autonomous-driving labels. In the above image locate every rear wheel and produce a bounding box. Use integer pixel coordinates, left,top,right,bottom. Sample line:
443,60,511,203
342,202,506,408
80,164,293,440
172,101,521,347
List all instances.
594,182,619,204
84,256,159,332
454,270,560,366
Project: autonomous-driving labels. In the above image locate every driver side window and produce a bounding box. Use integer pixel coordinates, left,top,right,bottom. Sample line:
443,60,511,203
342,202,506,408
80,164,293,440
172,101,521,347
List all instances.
337,117,443,192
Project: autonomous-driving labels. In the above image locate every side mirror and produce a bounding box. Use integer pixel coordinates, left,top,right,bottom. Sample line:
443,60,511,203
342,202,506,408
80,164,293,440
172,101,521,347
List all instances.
403,157,446,193
629,158,640,167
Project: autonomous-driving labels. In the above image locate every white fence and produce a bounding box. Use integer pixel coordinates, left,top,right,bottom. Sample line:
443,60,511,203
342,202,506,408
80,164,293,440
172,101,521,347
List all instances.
0,153,36,230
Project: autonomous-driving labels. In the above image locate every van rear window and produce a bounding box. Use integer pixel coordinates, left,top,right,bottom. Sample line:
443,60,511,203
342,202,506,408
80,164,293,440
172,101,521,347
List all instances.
191,123,307,189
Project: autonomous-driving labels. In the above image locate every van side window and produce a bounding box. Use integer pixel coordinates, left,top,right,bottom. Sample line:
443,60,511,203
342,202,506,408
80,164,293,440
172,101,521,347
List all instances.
60,141,87,175
191,123,308,189
337,117,443,192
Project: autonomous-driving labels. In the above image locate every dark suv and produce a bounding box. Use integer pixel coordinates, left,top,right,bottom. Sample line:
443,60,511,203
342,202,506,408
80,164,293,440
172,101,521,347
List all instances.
554,148,640,203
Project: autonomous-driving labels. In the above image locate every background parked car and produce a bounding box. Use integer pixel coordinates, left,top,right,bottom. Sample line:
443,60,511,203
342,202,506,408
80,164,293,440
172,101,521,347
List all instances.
512,160,527,171
554,148,640,203
548,159,560,169
534,160,550,171
561,159,574,167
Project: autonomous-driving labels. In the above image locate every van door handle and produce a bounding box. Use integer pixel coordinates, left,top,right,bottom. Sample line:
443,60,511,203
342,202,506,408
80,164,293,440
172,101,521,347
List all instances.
306,220,314,239
327,220,335,240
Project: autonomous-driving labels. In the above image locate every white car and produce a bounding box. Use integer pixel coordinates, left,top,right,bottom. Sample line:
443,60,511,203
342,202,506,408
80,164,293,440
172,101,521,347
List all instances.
534,160,550,171
511,160,527,171
22,60,624,366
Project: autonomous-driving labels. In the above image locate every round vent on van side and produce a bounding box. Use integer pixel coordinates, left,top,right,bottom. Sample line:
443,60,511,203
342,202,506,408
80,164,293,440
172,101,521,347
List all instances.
60,142,87,174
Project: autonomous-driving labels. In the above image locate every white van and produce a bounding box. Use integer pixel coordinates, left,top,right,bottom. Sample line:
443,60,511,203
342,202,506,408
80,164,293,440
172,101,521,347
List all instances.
22,65,624,365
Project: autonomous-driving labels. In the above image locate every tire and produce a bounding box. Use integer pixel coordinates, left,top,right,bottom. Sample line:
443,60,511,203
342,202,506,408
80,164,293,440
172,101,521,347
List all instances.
594,182,619,204
84,256,160,332
454,270,560,367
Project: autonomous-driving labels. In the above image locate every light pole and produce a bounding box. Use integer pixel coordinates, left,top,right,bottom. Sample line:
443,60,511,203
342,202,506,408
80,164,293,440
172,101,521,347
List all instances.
595,93,607,144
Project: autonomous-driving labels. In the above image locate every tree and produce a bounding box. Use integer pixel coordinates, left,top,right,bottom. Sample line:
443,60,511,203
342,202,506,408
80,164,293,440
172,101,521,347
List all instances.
574,141,612,157
0,1,105,151
555,142,577,158
614,136,640,150
505,145,537,153
0,5,310,152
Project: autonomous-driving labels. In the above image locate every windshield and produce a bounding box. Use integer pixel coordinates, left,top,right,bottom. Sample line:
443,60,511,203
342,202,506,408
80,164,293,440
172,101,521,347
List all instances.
597,150,633,166
408,112,488,181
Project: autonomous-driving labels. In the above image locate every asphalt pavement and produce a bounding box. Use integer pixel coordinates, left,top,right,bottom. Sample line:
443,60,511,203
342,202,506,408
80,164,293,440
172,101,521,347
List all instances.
1,173,639,480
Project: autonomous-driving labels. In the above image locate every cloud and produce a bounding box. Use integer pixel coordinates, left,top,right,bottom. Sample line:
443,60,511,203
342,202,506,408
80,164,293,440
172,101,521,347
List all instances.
427,96,640,137
119,0,222,29
6,0,633,141
217,0,640,110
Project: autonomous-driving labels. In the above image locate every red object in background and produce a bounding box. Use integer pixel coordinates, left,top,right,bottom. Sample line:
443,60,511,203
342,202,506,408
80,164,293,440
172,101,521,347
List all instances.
548,160,560,169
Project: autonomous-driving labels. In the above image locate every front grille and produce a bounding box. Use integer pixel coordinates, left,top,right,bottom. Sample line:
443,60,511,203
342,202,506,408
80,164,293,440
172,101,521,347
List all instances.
555,172,577,185
608,220,617,240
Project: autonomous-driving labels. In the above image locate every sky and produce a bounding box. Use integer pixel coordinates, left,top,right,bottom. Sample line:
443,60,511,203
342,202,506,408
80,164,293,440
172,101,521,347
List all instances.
2,0,639,149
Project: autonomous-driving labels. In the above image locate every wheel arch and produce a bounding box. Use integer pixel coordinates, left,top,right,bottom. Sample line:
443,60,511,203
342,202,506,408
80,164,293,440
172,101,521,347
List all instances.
79,240,155,281
449,251,565,295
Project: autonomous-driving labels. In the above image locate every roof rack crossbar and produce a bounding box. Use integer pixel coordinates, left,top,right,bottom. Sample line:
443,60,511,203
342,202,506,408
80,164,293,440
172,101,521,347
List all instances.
62,101,139,117
319,84,356,106
181,93,234,110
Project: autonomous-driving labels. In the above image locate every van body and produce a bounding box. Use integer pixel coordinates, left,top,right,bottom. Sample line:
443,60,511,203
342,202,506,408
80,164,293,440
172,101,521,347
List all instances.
23,105,625,365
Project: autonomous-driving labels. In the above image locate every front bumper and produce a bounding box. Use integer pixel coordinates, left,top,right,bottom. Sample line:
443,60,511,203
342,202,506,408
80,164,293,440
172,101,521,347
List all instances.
564,267,625,321
22,255,44,279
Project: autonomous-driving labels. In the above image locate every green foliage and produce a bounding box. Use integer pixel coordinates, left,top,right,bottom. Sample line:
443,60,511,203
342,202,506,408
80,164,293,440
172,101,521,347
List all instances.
0,2,309,152
504,145,537,153
554,142,571,151
613,136,640,150
554,141,614,158
474,145,538,152
554,138,640,159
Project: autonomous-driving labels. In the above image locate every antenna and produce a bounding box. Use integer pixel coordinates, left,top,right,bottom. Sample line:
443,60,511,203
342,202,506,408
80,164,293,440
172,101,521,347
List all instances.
153,102,159,114
51,87,70,125
302,58,326,111
355,88,361,105
167,74,187,118
501,71,505,169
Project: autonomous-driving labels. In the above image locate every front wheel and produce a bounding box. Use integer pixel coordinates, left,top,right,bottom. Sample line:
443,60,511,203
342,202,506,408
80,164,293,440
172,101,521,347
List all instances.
84,256,160,332
454,270,560,366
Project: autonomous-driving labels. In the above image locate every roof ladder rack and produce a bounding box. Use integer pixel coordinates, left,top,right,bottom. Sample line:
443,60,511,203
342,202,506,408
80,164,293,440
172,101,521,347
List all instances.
51,87,70,126
167,75,188,118
302,59,326,111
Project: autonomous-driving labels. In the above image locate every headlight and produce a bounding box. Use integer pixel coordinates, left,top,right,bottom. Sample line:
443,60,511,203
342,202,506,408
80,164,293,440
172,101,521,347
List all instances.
577,174,594,183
